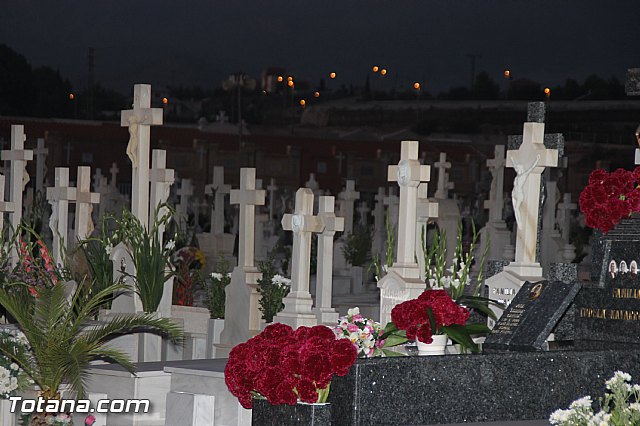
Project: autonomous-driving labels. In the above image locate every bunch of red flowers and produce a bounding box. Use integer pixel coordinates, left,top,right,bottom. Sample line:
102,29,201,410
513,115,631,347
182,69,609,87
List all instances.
579,167,640,234
224,323,357,409
390,289,469,344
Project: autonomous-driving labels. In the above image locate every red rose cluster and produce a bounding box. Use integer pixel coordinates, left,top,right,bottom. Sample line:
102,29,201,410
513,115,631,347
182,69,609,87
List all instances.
390,290,469,344
579,168,640,233
224,323,357,409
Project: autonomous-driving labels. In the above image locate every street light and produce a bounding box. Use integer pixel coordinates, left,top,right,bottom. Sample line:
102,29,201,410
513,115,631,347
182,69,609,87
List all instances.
544,87,551,99
162,97,169,105
380,68,387,76
330,72,336,79
299,99,306,107
504,69,511,79
413,82,421,90
314,91,320,98
372,66,379,73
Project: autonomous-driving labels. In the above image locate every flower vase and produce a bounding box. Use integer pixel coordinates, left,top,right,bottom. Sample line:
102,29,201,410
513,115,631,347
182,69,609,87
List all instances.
416,334,448,355
251,399,332,425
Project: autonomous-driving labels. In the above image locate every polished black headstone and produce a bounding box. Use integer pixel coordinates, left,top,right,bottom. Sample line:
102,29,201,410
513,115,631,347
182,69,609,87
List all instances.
484,280,580,351
575,219,640,343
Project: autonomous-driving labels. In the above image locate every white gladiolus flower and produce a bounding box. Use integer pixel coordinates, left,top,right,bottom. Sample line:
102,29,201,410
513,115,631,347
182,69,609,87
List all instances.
347,307,360,317
211,272,224,280
9,363,18,371
165,240,176,250
105,244,113,256
630,402,640,411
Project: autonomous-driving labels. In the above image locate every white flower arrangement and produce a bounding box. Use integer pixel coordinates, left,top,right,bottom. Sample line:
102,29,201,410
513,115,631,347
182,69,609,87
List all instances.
271,274,291,289
550,371,640,425
0,328,30,398
211,272,231,281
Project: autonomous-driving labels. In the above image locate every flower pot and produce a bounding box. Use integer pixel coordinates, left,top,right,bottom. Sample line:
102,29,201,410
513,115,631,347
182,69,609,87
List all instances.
251,399,331,426
416,334,448,355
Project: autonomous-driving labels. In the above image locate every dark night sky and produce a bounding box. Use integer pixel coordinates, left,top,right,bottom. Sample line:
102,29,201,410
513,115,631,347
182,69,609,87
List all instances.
1,1,639,94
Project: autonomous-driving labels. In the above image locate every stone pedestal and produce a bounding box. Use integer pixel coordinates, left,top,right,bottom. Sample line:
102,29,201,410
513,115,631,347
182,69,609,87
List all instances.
165,359,251,426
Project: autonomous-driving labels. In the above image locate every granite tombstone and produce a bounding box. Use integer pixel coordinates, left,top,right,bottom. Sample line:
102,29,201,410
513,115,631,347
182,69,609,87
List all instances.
484,280,580,351
575,217,640,343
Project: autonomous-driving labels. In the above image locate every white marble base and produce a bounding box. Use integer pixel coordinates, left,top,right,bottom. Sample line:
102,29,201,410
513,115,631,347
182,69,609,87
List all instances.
85,364,170,425
206,319,225,358
165,359,251,426
87,392,108,426
273,291,318,328
165,392,214,426
313,307,339,325
0,399,15,426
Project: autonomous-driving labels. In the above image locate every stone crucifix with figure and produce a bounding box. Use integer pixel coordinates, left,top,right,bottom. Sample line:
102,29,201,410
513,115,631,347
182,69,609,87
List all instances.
505,113,559,277
274,188,325,328
121,84,163,227
73,166,100,241
378,140,431,325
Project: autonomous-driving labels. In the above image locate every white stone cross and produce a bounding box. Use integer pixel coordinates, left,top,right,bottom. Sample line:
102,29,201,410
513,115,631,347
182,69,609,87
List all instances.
73,166,100,240
484,145,506,223
506,116,558,270
176,178,193,224
387,140,430,279
109,162,119,189
0,175,15,238
230,168,265,269
34,138,48,194
357,201,370,227
434,152,454,199
314,195,344,325
274,188,325,327
416,182,439,280
2,125,33,246
557,193,577,243
338,180,360,234
267,178,278,220
121,84,163,227
149,150,174,240
205,166,231,235
46,168,76,266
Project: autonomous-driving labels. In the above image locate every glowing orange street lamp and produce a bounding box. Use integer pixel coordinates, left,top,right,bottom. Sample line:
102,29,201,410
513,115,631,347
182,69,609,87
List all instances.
69,93,75,100
504,69,511,79
372,65,379,73
380,68,387,76
277,75,284,82
287,76,293,82
299,99,306,107
162,97,169,105
544,87,551,98
288,80,294,88
314,91,320,98
330,72,336,79
413,82,421,90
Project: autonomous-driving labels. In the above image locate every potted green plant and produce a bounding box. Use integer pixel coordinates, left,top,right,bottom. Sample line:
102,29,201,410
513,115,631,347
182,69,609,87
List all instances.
0,234,183,426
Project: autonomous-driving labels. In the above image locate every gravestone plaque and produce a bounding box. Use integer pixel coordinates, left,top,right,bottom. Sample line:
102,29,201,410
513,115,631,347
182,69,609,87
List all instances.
575,219,640,343
484,280,580,351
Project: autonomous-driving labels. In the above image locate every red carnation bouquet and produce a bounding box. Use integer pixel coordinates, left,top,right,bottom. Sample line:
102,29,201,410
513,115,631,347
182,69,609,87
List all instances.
224,323,357,409
390,289,485,352
579,167,640,233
